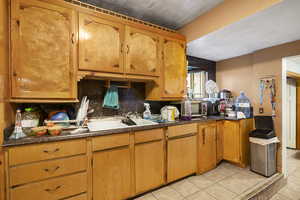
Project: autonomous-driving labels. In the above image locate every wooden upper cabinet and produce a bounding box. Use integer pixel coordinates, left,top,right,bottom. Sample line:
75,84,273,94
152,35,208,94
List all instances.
162,38,187,98
79,13,124,73
10,0,77,100
125,27,159,77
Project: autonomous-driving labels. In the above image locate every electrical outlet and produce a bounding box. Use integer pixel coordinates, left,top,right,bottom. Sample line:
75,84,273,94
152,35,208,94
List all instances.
259,107,264,114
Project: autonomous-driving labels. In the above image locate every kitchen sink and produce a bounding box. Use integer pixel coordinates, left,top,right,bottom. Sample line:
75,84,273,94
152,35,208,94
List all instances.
87,117,158,132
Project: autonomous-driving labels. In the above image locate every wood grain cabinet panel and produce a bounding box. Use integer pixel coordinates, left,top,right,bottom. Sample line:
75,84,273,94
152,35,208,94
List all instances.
162,38,186,98
223,119,253,167
135,140,164,194
79,13,124,73
223,120,240,163
216,121,224,163
10,0,77,100
125,26,160,77
198,124,217,174
167,123,197,138
93,147,131,200
64,193,87,200
8,139,86,166
10,172,87,200
167,135,197,183
92,133,130,151
9,155,87,186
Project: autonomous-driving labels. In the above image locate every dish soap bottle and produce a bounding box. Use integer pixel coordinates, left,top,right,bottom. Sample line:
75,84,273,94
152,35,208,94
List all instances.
10,109,27,139
143,103,152,120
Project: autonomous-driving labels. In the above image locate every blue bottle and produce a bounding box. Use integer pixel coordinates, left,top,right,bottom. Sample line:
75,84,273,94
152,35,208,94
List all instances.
235,91,251,118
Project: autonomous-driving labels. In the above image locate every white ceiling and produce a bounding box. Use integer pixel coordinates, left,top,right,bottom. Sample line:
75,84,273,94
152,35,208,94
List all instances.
79,0,223,29
187,0,300,61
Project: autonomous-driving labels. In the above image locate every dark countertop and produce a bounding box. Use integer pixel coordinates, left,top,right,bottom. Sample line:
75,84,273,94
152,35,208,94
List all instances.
2,116,245,147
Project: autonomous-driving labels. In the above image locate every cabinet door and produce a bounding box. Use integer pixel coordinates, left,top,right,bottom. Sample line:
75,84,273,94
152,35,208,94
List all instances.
239,119,253,167
135,140,164,194
11,0,76,99
125,26,159,76
0,152,4,200
93,147,131,200
216,121,224,163
167,135,197,183
198,125,217,174
223,121,240,163
79,13,124,73
162,38,186,98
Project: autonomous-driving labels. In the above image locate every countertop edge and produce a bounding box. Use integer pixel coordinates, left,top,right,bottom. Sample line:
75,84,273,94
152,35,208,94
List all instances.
2,117,250,147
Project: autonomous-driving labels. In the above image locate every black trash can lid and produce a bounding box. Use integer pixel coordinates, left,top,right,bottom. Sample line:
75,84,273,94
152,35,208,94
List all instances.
254,116,274,130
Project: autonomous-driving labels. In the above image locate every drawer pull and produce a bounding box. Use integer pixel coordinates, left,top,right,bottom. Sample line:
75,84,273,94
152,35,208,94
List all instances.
45,185,62,193
43,166,60,173
43,148,60,154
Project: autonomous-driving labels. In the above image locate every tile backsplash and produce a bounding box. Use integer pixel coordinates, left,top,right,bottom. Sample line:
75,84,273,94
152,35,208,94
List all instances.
78,79,170,117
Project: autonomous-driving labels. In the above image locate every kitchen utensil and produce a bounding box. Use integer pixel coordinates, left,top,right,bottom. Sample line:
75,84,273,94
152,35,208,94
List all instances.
219,89,231,99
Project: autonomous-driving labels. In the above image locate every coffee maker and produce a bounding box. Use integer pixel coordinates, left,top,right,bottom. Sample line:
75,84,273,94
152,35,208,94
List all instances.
207,100,220,116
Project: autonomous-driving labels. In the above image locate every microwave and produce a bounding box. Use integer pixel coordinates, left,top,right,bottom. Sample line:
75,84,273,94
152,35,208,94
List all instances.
172,100,208,118
190,101,208,117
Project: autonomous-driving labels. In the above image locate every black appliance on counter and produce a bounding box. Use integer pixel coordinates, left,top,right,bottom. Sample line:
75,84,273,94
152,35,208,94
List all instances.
207,100,220,116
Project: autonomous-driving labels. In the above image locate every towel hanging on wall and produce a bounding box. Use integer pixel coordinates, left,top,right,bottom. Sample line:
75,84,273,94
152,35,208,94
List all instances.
102,86,120,110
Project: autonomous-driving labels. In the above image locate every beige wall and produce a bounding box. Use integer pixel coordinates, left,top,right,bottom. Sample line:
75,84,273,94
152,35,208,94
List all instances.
179,0,281,42
217,40,300,172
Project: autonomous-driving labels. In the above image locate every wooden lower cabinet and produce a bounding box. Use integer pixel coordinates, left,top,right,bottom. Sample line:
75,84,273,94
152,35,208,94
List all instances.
223,119,253,167
216,121,224,163
0,152,5,200
198,123,217,174
167,135,197,183
10,172,87,200
135,140,164,194
92,147,131,200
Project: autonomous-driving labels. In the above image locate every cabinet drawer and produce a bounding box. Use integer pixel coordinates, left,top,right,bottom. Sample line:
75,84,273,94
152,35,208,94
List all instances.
10,172,87,200
9,140,86,166
10,155,87,186
135,129,163,144
65,193,87,200
167,123,197,138
92,133,130,151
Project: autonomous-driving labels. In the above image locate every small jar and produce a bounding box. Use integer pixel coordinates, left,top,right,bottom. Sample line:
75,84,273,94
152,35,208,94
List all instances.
21,108,40,136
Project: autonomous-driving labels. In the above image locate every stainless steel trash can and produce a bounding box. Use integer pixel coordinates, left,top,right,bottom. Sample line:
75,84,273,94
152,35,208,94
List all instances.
250,141,277,177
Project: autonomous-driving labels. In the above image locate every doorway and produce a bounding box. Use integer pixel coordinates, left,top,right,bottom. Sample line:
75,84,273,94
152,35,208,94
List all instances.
282,55,300,177
286,78,296,149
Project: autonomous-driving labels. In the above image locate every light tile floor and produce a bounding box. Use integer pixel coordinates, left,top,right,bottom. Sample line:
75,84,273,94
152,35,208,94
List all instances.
135,162,271,200
271,149,300,200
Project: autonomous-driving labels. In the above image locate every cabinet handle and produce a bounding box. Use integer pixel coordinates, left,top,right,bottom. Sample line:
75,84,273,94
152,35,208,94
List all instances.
45,185,62,193
150,68,156,72
126,45,130,54
43,166,60,173
43,148,60,154
16,20,20,26
202,129,205,145
13,72,17,77
120,43,123,53
71,33,75,44
113,64,119,68
130,64,135,69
